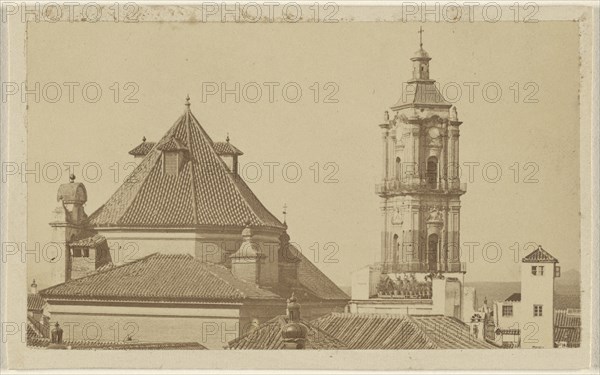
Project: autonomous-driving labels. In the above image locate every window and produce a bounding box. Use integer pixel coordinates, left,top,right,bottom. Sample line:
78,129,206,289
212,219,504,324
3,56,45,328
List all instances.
531,266,537,275
502,305,513,317
534,305,543,317
539,266,544,276
426,157,438,188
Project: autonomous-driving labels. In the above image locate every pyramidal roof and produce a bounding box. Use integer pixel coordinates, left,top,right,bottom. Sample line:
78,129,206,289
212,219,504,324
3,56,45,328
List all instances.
522,245,559,263
89,101,284,229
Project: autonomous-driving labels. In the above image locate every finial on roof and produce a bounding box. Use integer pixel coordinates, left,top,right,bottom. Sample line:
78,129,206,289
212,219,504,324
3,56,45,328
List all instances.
418,26,424,49
185,94,191,108
226,132,230,143
283,203,287,225
142,136,147,143
69,174,75,183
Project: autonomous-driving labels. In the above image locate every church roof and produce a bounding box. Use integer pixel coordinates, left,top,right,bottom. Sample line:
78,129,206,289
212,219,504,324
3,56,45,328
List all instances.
128,138,156,156
391,81,451,110
39,253,281,303
311,313,496,349
39,251,349,303
88,102,284,229
226,315,347,350
522,246,558,263
290,244,349,301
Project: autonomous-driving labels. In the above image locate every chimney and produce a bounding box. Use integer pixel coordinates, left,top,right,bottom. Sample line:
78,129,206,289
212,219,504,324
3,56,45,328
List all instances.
230,223,264,284
281,293,308,349
50,175,88,284
30,279,38,294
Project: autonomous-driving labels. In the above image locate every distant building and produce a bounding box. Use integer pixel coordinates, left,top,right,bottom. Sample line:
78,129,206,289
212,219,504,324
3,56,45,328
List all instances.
492,246,561,348
39,98,348,349
554,309,581,348
350,37,472,321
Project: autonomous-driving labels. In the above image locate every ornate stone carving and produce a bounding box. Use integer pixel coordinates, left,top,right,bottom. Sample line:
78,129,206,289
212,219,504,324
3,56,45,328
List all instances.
391,208,403,225
427,206,444,222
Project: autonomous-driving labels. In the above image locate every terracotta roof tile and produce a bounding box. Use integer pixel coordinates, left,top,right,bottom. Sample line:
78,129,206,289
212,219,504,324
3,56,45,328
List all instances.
89,106,284,229
522,246,558,263
128,140,156,156
291,245,349,301
311,313,496,349
554,309,580,347
39,253,281,302
505,293,521,302
27,294,46,311
213,141,243,155
226,315,347,350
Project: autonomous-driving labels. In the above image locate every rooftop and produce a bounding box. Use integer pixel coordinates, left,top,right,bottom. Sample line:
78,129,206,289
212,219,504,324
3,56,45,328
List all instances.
128,137,156,157
311,313,496,349
88,100,284,229
40,251,349,303
226,315,347,350
522,245,559,263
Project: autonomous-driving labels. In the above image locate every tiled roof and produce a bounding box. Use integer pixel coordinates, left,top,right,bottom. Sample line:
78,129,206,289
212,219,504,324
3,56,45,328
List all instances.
291,245,349,301
311,313,496,349
39,253,281,302
27,316,49,339
213,141,243,155
27,337,206,350
69,234,106,248
226,315,347,350
128,140,156,156
522,246,558,263
157,137,188,151
88,104,284,229
27,294,46,311
505,293,521,302
554,309,581,347
392,81,451,110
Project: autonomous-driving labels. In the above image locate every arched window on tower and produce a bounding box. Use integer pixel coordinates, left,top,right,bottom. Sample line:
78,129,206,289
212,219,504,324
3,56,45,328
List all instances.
395,157,402,181
427,233,439,272
426,157,438,189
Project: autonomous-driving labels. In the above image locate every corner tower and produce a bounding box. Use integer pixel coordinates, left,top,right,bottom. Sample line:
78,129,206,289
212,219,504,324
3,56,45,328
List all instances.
376,31,466,275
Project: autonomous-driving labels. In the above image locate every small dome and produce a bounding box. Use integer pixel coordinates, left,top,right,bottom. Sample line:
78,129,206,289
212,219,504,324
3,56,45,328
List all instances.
281,322,308,340
414,48,430,58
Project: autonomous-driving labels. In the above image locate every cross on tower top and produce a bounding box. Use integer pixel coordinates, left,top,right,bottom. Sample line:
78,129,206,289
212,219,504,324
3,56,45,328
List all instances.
418,26,424,49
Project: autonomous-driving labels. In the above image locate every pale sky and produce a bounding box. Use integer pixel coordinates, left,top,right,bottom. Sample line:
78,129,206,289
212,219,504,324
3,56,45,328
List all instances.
26,21,580,289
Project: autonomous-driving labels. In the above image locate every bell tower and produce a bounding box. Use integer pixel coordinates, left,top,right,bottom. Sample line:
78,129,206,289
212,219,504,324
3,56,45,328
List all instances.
376,31,466,276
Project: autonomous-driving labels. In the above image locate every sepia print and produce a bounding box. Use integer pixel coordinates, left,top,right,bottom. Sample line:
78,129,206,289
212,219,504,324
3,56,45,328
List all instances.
1,1,597,372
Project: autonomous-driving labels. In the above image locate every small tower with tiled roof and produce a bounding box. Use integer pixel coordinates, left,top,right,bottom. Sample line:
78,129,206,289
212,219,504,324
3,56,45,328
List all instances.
521,245,559,348
213,134,243,175
128,136,156,159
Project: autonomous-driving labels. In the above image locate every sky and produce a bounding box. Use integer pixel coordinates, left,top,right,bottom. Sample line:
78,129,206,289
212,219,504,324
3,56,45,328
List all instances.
25,21,580,289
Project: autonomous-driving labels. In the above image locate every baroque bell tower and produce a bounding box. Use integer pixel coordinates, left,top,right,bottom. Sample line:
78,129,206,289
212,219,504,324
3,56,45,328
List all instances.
376,29,466,275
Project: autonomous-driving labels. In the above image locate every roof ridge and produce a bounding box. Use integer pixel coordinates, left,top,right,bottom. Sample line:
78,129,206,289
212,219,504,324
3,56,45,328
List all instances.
405,315,439,349
185,111,200,225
